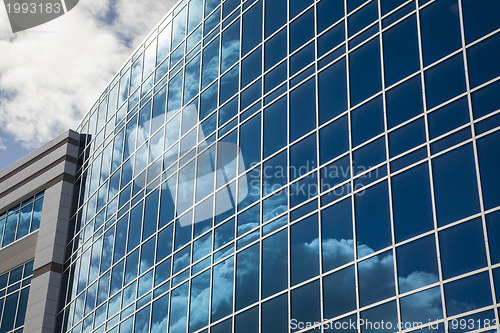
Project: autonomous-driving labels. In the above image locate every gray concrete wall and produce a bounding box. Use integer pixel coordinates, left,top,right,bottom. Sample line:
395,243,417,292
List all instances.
0,130,82,333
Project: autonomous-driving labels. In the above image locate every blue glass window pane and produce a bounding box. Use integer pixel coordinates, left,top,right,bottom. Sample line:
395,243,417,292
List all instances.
348,0,377,36
143,189,159,241
290,8,314,53
358,251,395,307
124,249,139,285
290,133,317,181
420,0,461,66
467,33,500,89
16,204,32,240
392,163,434,242
319,115,348,164
263,151,287,196
291,214,319,285
318,58,347,124
291,280,321,332
263,97,287,158
440,218,487,279
157,224,173,262
462,0,500,43
290,79,316,142
262,294,288,333
212,318,232,333
30,197,43,232
317,22,345,58
242,0,262,56
264,0,286,37
264,28,287,71
323,265,356,319
476,131,500,210
262,229,288,298
352,137,386,174
1,292,19,332
472,79,500,120
221,19,240,73
175,212,193,249
444,272,492,316
432,144,480,226
486,211,500,264
428,97,469,140
349,37,381,106
239,114,261,172
2,213,17,247
201,37,220,90
172,7,187,48
211,257,234,322
290,0,312,19
351,96,383,147
220,64,239,104
355,181,391,256
235,306,258,333
169,282,189,333
396,235,439,293
317,0,344,33
15,287,29,328
241,79,261,109
320,155,350,192
386,75,423,129
290,172,318,207
425,54,466,109
383,15,420,86
127,202,143,252
290,42,314,76
388,117,426,157
400,287,443,324
265,61,286,93
236,243,259,310
183,54,201,104
347,0,367,12
189,269,210,332
242,47,262,88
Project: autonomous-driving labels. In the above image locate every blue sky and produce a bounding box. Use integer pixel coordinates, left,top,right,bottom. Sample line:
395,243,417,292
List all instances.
0,0,176,171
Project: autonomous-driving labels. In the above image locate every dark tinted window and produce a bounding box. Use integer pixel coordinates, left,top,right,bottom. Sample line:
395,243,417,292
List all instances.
440,218,487,279
323,266,356,319
400,287,442,324
392,163,434,242
290,79,317,142
264,28,287,70
290,9,314,52
319,115,348,164
467,33,500,89
462,0,500,43
386,75,423,129
262,294,288,333
291,214,319,285
355,181,392,256
486,211,500,264
477,131,500,210
321,198,354,271
317,0,344,33
351,96,384,147
428,97,470,139
262,230,287,298
241,47,262,88
432,144,480,226
349,38,381,106
420,0,461,66
318,58,348,124
263,97,287,158
358,251,395,307
264,0,286,37
444,272,492,316
360,301,398,333
425,54,466,109
388,117,426,157
397,235,439,293
242,0,262,56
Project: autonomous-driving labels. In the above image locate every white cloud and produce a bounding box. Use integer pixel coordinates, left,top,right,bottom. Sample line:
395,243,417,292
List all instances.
0,0,177,149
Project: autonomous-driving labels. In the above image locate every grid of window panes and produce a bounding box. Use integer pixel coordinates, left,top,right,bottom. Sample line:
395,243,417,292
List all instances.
0,192,44,250
61,0,500,332
0,261,34,333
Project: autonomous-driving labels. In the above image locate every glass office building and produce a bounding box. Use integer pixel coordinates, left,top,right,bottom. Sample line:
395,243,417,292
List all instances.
56,0,500,332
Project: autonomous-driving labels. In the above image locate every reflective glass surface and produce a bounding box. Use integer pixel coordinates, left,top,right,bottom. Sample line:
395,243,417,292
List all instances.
65,0,500,332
